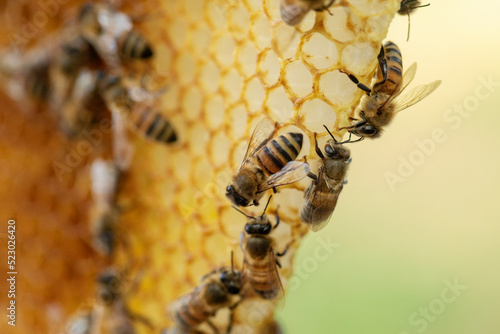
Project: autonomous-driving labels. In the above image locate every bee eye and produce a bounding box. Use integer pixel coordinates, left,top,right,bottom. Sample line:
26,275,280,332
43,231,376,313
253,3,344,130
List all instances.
98,289,114,305
359,125,378,136
324,145,339,158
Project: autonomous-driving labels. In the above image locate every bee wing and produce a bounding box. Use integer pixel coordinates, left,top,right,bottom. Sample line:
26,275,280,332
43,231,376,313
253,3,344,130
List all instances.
394,80,442,114
111,108,135,171
267,249,285,305
309,186,342,232
280,1,309,26
383,62,418,106
259,161,310,192
240,118,277,168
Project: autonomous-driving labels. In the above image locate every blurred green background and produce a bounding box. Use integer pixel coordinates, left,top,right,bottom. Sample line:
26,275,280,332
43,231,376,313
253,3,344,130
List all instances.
279,0,500,333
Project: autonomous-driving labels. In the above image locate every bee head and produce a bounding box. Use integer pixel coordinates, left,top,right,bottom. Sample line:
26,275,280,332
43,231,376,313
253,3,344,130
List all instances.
226,185,249,207
219,269,242,295
353,123,378,137
96,269,121,305
324,142,351,161
245,220,272,235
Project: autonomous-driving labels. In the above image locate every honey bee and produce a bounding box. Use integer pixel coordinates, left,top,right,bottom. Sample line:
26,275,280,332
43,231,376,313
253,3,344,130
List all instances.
95,268,152,334
398,0,430,41
64,268,152,334
24,58,52,102
280,0,335,26
58,69,108,137
77,2,153,68
90,159,123,256
340,41,441,139
58,34,102,77
97,71,178,144
168,254,242,334
226,118,310,207
237,196,288,301
300,127,351,231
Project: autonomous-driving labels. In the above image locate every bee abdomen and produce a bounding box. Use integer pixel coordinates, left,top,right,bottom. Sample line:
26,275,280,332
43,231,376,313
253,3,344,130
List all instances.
120,30,153,59
130,105,177,143
256,132,303,175
383,41,403,93
175,302,210,330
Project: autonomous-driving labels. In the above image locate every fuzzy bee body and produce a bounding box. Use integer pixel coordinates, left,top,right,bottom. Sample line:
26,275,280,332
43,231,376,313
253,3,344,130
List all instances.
97,72,177,144
226,119,309,207
25,59,51,102
300,131,351,231
170,266,242,333
237,200,287,301
118,30,154,60
340,41,441,139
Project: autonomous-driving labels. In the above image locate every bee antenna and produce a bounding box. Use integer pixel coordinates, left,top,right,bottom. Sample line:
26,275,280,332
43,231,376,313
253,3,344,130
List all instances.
323,125,338,143
231,206,253,219
261,195,273,219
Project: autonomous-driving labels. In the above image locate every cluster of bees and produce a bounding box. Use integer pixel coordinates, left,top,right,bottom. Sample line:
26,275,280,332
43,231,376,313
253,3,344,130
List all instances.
0,0,441,333
163,1,442,333
0,1,177,168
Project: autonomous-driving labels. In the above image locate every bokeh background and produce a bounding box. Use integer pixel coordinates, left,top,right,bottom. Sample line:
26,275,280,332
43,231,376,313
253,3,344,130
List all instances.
278,0,500,333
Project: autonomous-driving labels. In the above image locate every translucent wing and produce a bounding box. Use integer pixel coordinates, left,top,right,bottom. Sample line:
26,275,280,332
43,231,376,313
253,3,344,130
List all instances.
309,184,342,232
280,0,309,26
240,118,277,168
258,161,310,192
394,80,442,114
266,250,285,305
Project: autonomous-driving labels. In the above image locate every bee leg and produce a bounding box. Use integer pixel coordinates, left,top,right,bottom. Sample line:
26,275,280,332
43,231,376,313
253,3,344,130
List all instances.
377,45,388,86
206,319,220,334
275,242,292,268
307,172,318,181
339,70,371,94
274,209,280,229
272,187,278,194
314,133,325,159
226,299,242,334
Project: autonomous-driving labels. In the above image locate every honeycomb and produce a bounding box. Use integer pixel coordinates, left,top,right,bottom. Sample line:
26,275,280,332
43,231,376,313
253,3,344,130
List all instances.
0,0,399,333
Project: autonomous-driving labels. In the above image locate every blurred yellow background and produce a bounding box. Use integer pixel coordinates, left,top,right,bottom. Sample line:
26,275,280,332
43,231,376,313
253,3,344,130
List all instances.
278,0,500,333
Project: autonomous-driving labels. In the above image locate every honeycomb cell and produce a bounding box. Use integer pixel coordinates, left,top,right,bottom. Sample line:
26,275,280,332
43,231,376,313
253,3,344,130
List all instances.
349,0,398,15
243,76,266,113
227,103,248,140
209,130,230,168
203,231,232,265
212,33,236,68
187,122,210,156
249,14,272,50
272,24,300,59
181,86,203,122
182,0,204,22
189,23,213,56
319,70,359,107
266,86,294,123
283,60,313,98
301,33,338,69
340,42,378,75
221,69,243,103
206,0,229,30
175,51,197,85
366,14,393,40
299,98,337,134
167,16,189,50
205,94,225,130
323,7,358,43
227,6,251,40
199,60,221,94
235,40,258,77
257,49,280,86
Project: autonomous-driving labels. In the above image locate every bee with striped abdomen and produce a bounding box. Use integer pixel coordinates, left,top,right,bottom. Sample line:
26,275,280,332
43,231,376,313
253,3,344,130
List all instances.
398,0,430,41
90,159,124,256
300,127,351,231
226,118,310,207
168,254,242,334
76,2,153,68
280,0,335,26
340,41,441,139
95,268,152,334
237,197,288,301
97,71,177,144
